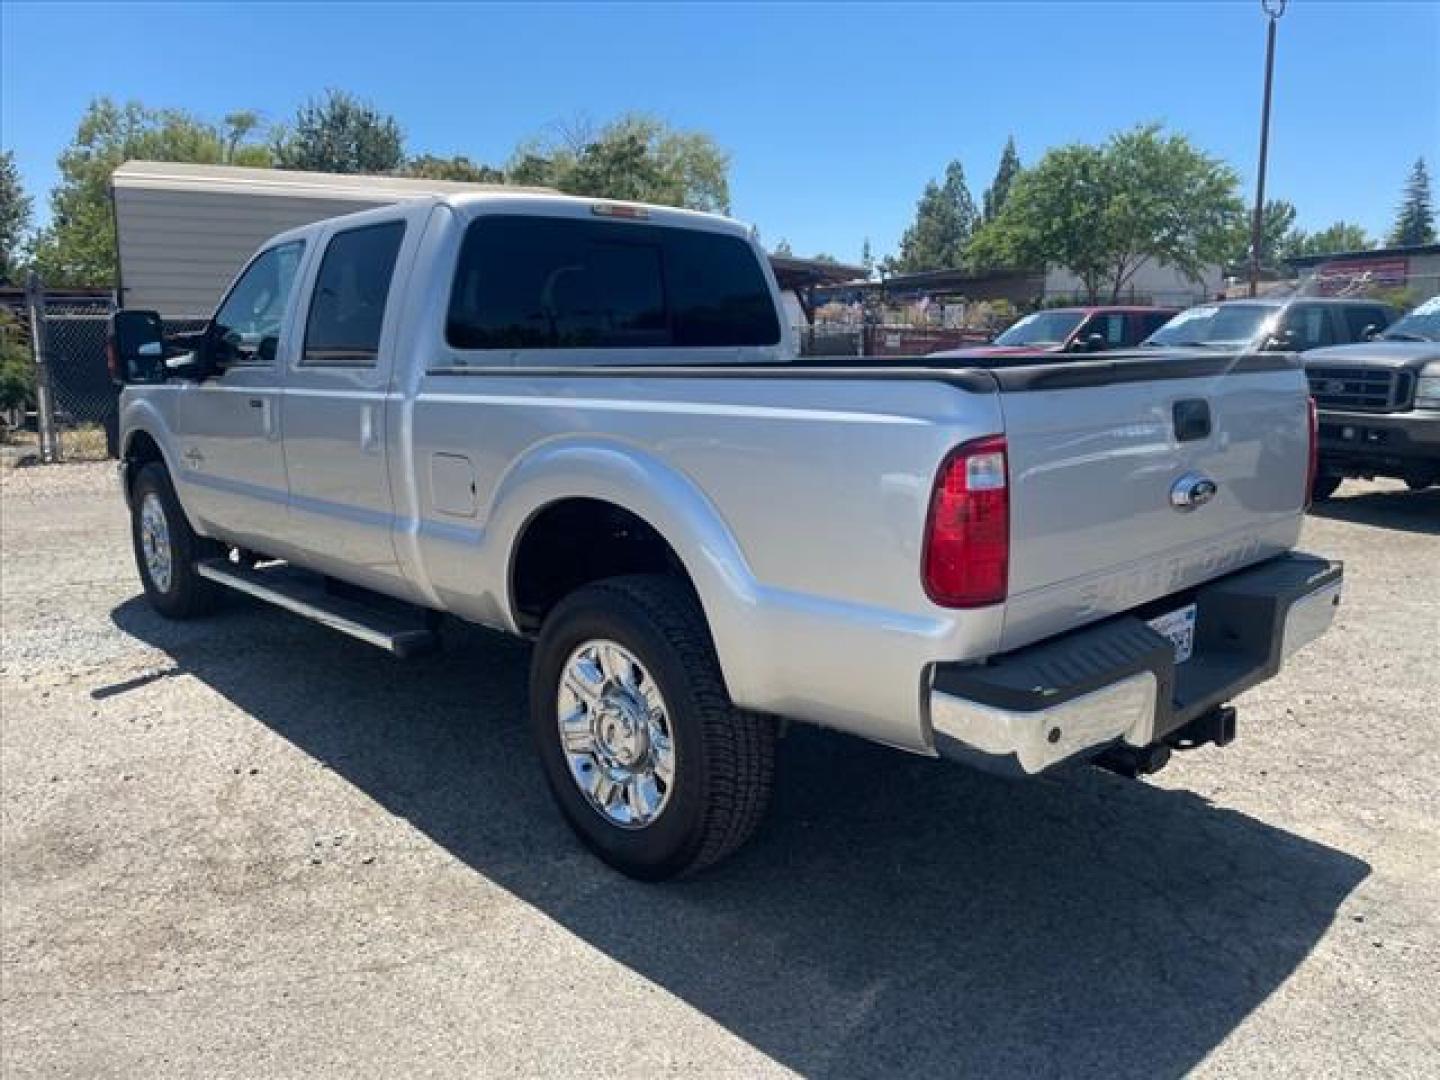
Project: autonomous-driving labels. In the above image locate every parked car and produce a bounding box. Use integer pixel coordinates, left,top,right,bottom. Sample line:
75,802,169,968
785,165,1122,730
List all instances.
1303,296,1440,499
1141,297,1398,353
932,305,1178,357
110,193,1342,880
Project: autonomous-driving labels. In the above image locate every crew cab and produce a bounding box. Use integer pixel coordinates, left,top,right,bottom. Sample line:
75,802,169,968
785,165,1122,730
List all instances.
933,305,1177,357
111,193,1343,879
1304,296,1440,498
1141,297,1397,354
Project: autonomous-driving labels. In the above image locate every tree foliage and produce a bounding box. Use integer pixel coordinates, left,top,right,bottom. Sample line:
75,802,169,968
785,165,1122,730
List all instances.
860,237,874,278
0,151,33,283
508,114,729,212
29,98,271,285
0,310,35,413
771,238,793,256
272,90,405,174
404,154,505,184
1388,157,1436,247
1286,221,1373,258
1228,197,1297,269
889,161,978,273
969,124,1242,302
981,136,1021,224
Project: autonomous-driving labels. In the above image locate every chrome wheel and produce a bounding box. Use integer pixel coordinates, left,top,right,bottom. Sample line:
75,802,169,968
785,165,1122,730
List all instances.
139,491,173,593
557,639,676,829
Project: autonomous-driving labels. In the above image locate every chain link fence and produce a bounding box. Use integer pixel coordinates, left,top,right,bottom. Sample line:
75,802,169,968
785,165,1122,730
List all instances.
41,299,119,460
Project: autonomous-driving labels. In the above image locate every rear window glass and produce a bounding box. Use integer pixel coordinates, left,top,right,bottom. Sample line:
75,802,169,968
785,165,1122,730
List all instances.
446,215,780,351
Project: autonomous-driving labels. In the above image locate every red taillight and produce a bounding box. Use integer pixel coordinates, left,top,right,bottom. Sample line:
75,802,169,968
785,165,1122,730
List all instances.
1305,397,1318,508
923,435,1009,607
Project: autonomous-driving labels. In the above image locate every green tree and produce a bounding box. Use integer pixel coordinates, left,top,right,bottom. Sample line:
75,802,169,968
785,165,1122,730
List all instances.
860,237,874,278
272,90,405,174
0,310,35,413
970,124,1243,302
30,98,268,286
891,160,978,273
772,238,794,256
1230,197,1297,268
404,153,505,184
981,136,1021,224
1387,158,1436,246
511,114,730,212
1287,221,1373,257
220,111,272,166
1,150,33,283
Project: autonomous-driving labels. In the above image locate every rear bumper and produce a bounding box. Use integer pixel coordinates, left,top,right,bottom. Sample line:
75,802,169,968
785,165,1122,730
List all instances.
1317,408,1440,471
927,552,1343,776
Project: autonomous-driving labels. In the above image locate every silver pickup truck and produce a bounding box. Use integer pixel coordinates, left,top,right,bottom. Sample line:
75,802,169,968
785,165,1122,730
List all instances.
110,193,1343,879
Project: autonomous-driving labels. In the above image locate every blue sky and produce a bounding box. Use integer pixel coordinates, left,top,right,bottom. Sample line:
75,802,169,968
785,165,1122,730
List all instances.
3,1,1437,264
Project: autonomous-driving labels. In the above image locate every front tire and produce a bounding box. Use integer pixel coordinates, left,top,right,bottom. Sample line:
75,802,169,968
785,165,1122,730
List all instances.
529,575,775,880
130,463,223,619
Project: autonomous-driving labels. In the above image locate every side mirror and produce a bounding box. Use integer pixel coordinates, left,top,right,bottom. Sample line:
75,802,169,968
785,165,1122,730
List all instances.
1361,324,1381,341
1083,332,1108,353
107,310,166,384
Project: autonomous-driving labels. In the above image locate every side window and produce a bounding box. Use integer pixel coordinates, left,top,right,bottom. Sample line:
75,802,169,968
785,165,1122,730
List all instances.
1281,305,1335,350
1078,313,1125,346
212,241,305,366
446,215,780,351
1342,306,1390,342
302,221,406,367
1136,311,1172,341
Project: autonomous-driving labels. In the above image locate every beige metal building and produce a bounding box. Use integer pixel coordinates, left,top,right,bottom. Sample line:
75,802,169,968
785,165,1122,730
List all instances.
110,161,521,319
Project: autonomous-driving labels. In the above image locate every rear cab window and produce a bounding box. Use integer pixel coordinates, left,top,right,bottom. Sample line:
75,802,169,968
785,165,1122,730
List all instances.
446,215,781,352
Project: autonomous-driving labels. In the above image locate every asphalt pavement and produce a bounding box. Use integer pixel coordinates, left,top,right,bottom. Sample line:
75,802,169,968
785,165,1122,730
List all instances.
2,463,1436,1078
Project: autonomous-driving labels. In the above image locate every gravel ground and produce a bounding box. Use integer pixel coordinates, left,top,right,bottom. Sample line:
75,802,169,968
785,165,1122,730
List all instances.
2,463,1437,1079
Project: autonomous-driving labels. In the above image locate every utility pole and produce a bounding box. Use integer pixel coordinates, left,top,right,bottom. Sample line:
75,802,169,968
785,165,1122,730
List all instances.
1249,0,1287,297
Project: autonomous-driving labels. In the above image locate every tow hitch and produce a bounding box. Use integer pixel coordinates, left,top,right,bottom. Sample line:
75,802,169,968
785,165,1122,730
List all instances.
1093,705,1238,779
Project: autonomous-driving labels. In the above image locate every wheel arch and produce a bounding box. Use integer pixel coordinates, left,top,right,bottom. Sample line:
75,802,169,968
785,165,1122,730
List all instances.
490,438,764,701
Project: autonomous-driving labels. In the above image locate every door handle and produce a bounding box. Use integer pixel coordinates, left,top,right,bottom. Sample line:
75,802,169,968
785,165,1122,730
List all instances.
249,397,276,439
360,404,380,452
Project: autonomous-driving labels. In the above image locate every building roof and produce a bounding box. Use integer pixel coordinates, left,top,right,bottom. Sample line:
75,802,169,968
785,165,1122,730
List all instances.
768,255,867,291
1286,242,1440,269
111,159,553,201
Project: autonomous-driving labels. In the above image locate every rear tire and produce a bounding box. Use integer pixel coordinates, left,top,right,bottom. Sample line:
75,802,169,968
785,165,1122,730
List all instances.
130,463,223,619
1310,473,1342,502
529,574,775,880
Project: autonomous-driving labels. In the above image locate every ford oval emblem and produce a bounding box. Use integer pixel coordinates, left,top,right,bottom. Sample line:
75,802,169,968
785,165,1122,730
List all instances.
1170,473,1218,511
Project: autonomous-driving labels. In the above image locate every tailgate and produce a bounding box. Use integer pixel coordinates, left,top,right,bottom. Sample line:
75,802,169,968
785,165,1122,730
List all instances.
994,355,1311,651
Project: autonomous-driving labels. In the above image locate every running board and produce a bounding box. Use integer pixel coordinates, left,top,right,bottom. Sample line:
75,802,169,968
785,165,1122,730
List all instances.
195,559,437,657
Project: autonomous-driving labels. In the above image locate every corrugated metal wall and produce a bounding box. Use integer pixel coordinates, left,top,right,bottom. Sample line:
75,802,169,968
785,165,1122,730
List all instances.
113,187,389,319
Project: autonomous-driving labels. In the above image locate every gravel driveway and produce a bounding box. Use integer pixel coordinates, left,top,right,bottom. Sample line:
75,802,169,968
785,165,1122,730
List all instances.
2,463,1437,1079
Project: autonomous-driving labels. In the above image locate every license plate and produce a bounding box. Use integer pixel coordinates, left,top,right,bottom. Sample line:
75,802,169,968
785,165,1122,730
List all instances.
1148,604,1198,665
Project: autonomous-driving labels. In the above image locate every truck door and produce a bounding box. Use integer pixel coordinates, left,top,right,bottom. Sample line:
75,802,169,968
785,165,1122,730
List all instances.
280,215,411,593
176,240,306,549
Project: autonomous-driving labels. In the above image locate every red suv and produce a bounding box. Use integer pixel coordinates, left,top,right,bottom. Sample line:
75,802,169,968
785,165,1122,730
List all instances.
932,306,1179,357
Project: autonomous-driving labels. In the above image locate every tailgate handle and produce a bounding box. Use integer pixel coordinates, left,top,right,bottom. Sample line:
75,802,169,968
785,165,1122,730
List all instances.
1173,399,1212,442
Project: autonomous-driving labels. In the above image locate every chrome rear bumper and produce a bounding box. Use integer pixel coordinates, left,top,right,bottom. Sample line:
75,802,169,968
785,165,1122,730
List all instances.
928,552,1343,776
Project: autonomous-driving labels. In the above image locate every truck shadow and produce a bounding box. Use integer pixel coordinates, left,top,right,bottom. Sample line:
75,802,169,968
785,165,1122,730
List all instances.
109,597,1369,1080
1309,485,1440,534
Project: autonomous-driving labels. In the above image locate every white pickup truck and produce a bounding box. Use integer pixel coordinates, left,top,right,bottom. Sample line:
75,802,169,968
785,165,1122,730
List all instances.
111,192,1343,879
